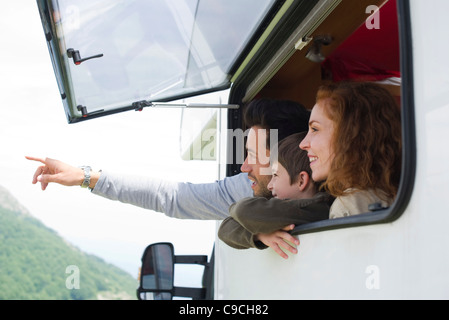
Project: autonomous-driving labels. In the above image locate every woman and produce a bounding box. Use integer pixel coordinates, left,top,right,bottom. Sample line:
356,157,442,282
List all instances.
300,81,402,218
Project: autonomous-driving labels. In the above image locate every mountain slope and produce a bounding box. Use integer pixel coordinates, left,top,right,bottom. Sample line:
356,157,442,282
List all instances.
0,185,138,300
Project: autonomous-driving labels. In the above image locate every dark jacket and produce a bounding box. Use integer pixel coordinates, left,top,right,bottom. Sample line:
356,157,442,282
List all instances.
218,192,334,249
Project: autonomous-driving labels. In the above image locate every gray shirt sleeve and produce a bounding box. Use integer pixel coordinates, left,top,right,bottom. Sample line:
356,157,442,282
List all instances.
91,171,253,220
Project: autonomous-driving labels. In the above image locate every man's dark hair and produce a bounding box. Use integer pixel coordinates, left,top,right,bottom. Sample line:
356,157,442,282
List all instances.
243,98,310,148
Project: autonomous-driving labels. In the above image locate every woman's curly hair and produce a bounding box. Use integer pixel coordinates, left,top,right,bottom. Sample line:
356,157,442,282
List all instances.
317,82,402,200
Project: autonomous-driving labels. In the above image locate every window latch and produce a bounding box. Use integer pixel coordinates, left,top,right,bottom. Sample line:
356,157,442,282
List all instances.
67,48,103,65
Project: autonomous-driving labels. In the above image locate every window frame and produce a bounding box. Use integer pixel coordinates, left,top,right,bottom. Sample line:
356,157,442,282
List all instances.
293,0,415,235
227,0,416,235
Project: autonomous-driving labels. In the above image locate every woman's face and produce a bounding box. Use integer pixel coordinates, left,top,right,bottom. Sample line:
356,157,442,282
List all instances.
299,100,335,182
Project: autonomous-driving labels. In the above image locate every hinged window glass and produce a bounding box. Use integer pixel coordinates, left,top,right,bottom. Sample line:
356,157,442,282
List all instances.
38,0,278,122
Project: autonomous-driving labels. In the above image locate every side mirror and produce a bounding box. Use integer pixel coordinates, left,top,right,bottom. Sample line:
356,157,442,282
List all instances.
137,242,210,300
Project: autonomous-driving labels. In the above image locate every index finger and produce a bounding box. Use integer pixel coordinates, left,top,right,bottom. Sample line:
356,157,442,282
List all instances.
25,156,47,164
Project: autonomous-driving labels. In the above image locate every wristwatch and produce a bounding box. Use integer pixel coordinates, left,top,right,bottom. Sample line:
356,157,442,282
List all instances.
80,166,91,189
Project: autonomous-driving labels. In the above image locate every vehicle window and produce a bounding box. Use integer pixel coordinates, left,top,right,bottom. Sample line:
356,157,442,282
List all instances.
230,0,413,233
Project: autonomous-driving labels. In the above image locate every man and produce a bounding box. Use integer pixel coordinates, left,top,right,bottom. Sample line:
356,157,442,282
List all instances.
27,99,310,220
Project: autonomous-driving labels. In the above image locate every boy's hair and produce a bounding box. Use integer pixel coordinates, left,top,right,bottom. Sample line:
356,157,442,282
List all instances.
271,132,316,187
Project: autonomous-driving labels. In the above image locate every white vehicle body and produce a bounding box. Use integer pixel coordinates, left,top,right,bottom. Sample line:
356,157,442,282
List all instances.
215,0,449,299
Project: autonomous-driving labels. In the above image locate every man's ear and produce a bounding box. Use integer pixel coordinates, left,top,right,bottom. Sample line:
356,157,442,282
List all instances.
296,171,310,191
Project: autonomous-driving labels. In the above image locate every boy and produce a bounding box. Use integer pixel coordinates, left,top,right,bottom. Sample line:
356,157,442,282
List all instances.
218,132,334,259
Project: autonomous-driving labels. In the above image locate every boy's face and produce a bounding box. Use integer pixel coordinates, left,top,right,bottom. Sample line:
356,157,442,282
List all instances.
268,162,304,200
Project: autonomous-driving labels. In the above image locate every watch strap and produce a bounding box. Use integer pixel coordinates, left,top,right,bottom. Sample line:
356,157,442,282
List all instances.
80,166,91,189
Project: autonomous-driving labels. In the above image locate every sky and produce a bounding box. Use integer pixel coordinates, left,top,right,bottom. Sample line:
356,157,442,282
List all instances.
0,1,223,284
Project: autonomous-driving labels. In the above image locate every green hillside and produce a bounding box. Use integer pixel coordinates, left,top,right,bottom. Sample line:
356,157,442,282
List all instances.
0,185,138,300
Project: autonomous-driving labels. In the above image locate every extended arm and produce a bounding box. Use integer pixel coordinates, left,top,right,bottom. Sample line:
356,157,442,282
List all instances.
93,171,252,220
26,156,253,220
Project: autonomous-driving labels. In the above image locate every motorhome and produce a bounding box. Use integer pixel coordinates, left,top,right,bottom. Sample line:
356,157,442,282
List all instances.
37,0,449,299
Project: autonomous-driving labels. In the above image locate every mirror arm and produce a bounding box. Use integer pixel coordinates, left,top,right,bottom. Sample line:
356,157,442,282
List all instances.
173,287,206,300
174,255,208,265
